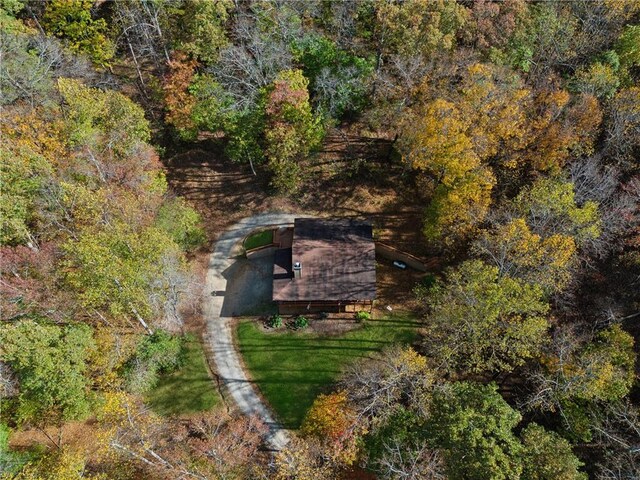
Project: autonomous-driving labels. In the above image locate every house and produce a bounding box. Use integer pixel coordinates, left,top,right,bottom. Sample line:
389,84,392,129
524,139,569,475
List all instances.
272,218,376,315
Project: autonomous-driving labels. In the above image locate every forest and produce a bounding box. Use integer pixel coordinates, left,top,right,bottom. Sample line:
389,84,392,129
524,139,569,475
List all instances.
0,0,639,479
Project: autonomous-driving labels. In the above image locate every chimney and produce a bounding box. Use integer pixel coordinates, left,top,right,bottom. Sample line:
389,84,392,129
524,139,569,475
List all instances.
293,261,302,279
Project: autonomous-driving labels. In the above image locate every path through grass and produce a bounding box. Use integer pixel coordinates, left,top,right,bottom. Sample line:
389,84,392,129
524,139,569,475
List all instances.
147,335,220,416
236,315,420,428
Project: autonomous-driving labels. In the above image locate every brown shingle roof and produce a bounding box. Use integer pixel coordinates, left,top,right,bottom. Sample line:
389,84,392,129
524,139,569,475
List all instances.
272,218,376,302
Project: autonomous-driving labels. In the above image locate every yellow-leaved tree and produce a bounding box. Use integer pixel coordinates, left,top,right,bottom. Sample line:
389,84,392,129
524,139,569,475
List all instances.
301,390,361,465
399,95,496,244
473,218,577,294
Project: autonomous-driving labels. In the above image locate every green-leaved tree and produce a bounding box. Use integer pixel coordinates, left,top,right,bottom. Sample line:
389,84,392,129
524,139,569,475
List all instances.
0,320,95,426
423,260,549,374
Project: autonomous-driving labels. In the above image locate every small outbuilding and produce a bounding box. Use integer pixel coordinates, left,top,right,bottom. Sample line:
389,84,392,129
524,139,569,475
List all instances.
272,218,376,315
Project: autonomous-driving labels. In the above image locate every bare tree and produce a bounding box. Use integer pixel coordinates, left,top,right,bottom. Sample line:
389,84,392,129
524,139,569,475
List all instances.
524,322,634,418
271,437,339,480
340,346,435,422
376,439,445,480
148,251,200,333
102,394,208,479
322,0,360,50
314,63,372,117
524,324,587,414
570,156,640,259
209,8,295,111
604,88,640,171
112,0,177,93
592,401,640,480
568,0,637,64
0,31,103,106
181,411,268,477
0,361,18,399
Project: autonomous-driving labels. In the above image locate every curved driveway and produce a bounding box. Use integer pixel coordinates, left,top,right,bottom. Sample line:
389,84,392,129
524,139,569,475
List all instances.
204,213,299,450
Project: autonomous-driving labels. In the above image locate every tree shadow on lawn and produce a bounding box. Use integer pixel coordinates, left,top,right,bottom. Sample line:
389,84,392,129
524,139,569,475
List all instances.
237,318,420,428
365,317,424,328
239,342,391,353
246,367,342,375
146,337,219,417
239,335,412,358
149,380,216,416
251,377,341,385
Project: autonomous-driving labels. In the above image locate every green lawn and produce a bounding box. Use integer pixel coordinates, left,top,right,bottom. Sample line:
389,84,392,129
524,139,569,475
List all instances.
236,315,420,428
146,335,220,416
243,230,273,251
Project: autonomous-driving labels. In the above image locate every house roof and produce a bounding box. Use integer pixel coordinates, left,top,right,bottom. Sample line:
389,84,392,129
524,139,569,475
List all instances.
272,218,376,302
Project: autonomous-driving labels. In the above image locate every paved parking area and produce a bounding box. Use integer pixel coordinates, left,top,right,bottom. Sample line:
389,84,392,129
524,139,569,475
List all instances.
219,256,274,317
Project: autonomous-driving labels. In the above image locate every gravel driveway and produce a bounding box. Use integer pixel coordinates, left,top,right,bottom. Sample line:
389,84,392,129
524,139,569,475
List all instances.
203,213,299,450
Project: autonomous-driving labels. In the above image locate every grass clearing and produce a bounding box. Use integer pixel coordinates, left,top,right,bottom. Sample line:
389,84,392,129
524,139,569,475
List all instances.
146,334,220,416
244,230,273,251
236,315,420,428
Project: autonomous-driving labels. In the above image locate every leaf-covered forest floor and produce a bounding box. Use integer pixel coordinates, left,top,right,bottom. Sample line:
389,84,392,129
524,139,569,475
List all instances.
163,129,430,257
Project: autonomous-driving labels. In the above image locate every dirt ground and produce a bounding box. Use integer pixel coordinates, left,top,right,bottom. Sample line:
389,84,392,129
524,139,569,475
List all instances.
298,129,433,258
164,130,432,256
258,315,366,336
8,420,101,456
164,142,295,243
375,259,431,312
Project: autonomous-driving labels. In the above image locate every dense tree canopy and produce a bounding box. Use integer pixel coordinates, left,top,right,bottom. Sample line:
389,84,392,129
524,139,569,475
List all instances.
423,260,549,374
427,382,524,480
0,321,95,426
520,423,587,480
1,1,638,478
263,69,324,193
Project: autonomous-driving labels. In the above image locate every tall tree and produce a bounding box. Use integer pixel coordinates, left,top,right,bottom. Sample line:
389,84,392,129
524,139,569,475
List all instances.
366,407,444,480
514,177,601,245
341,346,435,421
473,218,577,294
520,423,587,480
162,51,198,140
605,87,640,171
0,320,95,426
57,78,151,161
372,0,468,69
63,222,186,331
0,145,52,246
301,390,360,465
42,0,114,67
3,448,104,480
423,169,495,244
591,401,640,480
399,99,480,185
399,98,496,243
263,69,324,194
423,260,549,374
176,0,232,64
527,324,635,441
426,382,523,480
529,324,635,411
